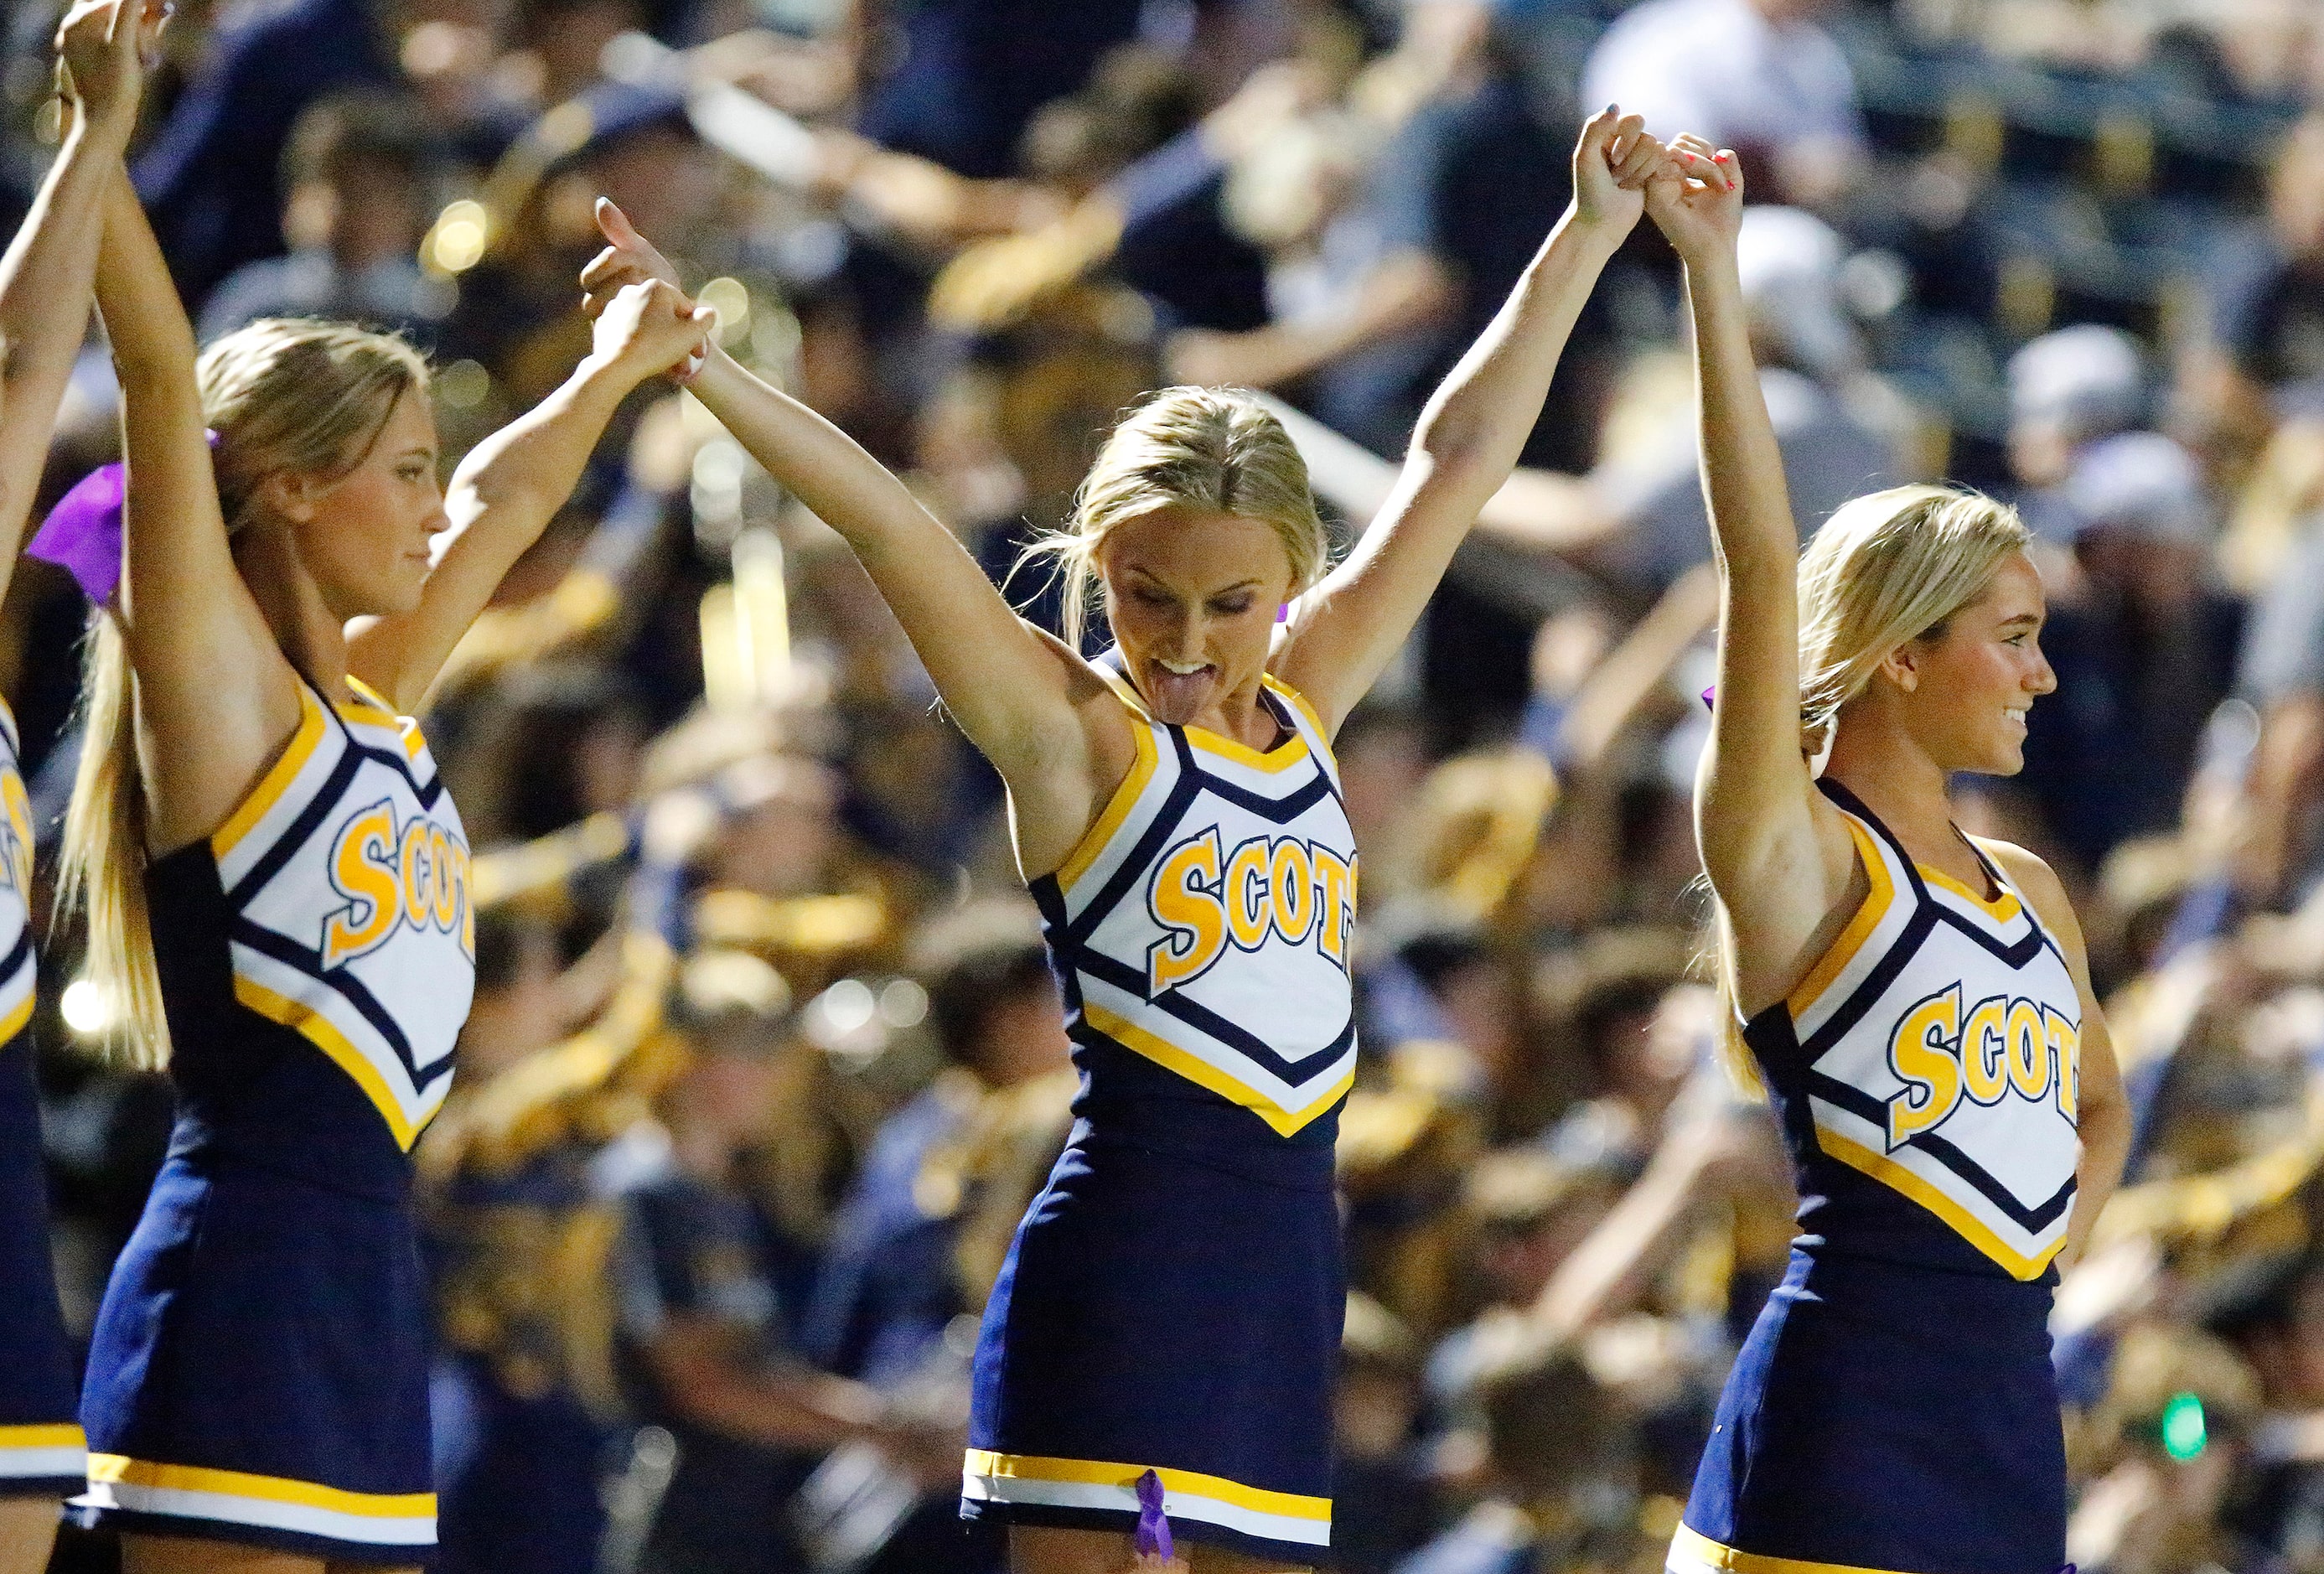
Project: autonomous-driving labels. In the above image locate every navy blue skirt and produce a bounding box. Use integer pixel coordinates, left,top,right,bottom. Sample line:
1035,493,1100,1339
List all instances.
1674,1249,2066,1574
0,1038,84,1498
963,1128,1341,1564
73,1153,436,1562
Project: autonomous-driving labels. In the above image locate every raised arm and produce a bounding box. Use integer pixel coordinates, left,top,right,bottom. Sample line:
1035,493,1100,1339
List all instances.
0,0,153,598
578,202,1126,872
1269,109,1667,732
1645,139,1852,1012
97,160,303,854
347,278,711,712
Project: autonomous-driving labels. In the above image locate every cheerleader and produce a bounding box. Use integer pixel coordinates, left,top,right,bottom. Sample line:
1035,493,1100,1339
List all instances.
55,160,708,1568
1643,141,2132,1572
0,3,163,1569
582,108,1677,1571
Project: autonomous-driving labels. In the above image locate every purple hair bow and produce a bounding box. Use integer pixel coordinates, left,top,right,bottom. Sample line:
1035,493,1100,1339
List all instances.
29,432,218,604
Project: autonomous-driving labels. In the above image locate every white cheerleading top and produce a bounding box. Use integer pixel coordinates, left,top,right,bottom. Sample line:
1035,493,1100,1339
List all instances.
200,674,475,1152
1749,779,2084,1281
0,701,34,1047
1031,664,1358,1142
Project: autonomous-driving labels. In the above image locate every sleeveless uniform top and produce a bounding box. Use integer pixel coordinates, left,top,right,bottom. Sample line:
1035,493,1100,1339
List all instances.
1027,662,1357,1167
0,702,32,1046
0,695,86,1495
1746,779,2083,1282
149,672,475,1191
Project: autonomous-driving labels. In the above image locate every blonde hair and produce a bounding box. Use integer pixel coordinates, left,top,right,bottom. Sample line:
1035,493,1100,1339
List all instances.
1712,484,2032,1091
60,318,430,1069
1020,386,1330,650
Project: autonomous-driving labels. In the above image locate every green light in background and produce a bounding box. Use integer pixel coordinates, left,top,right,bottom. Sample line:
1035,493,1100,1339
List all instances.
2161,1391,2208,1460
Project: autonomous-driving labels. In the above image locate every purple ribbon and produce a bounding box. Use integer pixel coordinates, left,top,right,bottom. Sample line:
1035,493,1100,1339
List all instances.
29,432,219,604
29,459,127,603
1702,685,1716,710
1132,1469,1173,1561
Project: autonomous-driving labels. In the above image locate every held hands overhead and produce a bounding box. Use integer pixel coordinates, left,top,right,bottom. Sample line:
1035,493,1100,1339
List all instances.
52,0,167,143
579,199,706,383
1645,132,1747,267
1566,107,1747,268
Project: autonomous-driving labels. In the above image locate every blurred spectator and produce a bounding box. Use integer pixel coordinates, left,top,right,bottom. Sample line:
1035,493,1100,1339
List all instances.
608,951,932,1574
1480,205,1909,598
803,901,1073,1390
851,0,1145,179
198,91,455,344
2207,111,2324,418
132,0,399,307
1581,0,1863,209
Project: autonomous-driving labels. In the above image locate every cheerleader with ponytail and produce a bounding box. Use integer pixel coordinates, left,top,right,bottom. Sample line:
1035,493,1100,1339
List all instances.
56,145,709,1569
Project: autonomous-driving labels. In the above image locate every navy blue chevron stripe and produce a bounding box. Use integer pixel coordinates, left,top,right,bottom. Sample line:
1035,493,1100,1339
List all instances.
1190,767,1334,821
1807,1069,2078,1233
1067,741,1198,945
229,917,430,1083
225,746,362,907
0,926,33,992
1064,940,1354,1085
1799,901,1933,1059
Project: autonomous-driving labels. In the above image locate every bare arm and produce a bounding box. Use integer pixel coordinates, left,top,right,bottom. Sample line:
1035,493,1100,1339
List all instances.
1984,840,2130,1270
1646,139,1853,1012
97,163,303,854
578,201,1127,876
0,0,154,600
1272,109,1667,732
1162,251,1455,391
348,280,709,712
642,1316,886,1452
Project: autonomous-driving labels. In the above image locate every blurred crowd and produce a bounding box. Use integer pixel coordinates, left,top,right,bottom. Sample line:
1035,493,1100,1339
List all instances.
5,0,2324,1569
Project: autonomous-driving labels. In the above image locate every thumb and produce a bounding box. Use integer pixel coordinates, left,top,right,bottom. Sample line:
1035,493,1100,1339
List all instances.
1578,104,1620,160
595,196,639,248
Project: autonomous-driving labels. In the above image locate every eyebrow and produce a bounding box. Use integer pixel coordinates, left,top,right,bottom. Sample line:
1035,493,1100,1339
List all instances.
1123,567,1266,597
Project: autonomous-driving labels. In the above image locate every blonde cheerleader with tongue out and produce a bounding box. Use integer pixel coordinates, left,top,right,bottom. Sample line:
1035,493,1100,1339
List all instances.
581,106,1680,1573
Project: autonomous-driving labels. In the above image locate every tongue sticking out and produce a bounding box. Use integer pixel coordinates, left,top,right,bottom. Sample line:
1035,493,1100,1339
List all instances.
1146,663,1215,725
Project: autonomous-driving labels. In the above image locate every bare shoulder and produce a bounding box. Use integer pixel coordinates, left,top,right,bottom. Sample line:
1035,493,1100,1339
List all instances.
1973,836,2085,945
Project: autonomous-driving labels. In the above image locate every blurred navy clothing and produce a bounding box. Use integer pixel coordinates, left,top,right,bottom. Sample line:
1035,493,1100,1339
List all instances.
199,251,456,346
1111,130,1272,333
133,0,391,308
614,1152,813,1574
2018,590,2242,869
1321,70,1578,467
432,1354,612,1574
856,0,1142,178
803,1081,976,1387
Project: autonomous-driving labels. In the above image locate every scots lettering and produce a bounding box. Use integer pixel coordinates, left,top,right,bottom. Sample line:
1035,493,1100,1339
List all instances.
1145,826,1356,997
1884,983,2078,1150
320,798,474,970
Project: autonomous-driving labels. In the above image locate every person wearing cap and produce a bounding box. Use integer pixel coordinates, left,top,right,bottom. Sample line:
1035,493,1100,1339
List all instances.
608,950,949,1574
2004,328,2241,869
1478,205,1907,600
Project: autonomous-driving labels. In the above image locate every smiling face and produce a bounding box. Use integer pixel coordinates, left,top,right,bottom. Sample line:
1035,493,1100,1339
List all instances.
281,385,449,620
1898,550,2057,775
1099,506,1297,727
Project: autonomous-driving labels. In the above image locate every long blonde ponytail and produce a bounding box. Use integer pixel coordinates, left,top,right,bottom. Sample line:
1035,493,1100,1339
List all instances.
57,615,165,1067
58,318,428,1068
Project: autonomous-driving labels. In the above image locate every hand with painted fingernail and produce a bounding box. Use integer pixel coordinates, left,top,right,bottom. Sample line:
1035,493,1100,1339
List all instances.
1644,132,1745,268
